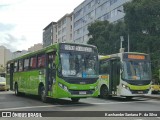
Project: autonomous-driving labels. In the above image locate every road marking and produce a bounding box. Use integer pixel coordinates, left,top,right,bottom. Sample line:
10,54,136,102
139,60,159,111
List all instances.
0,100,159,111
0,91,14,95
91,100,160,105
0,97,159,111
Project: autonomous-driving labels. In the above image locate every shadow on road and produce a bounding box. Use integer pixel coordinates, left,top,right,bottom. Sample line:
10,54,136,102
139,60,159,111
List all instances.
6,91,95,107
98,96,147,102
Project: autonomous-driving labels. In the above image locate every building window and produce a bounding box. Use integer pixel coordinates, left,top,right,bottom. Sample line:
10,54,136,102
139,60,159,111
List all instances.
58,23,61,28
62,35,66,42
91,0,95,8
74,9,82,19
62,18,66,25
104,12,111,20
62,27,66,33
111,8,118,18
58,30,61,35
74,19,82,28
87,2,91,9
110,0,118,6
95,0,100,4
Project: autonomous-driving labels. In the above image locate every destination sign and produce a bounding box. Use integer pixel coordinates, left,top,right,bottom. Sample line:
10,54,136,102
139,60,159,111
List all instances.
128,55,145,60
61,44,93,52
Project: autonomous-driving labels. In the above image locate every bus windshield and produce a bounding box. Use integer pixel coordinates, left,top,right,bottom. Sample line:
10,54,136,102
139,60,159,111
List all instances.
60,52,98,78
0,77,6,82
122,60,151,80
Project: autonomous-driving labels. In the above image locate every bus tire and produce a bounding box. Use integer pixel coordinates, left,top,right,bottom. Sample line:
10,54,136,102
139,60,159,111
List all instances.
100,85,109,99
15,84,20,96
71,98,80,102
40,86,47,103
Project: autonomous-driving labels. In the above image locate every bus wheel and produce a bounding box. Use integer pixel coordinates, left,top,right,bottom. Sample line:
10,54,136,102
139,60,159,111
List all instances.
15,84,20,96
100,86,109,99
40,86,47,103
71,98,80,102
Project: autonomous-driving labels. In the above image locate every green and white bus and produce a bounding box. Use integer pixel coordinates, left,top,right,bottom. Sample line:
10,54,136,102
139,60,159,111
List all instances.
98,52,152,99
6,43,99,102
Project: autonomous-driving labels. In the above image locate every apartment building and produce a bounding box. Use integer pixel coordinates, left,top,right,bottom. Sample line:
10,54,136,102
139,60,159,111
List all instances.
43,14,73,46
57,13,73,43
43,22,57,47
28,43,43,52
11,50,28,60
0,46,12,68
73,0,131,43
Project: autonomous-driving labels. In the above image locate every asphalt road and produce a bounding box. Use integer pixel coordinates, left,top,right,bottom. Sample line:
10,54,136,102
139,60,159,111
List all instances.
0,91,160,120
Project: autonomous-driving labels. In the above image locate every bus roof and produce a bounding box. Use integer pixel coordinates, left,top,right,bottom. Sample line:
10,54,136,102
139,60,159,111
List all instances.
7,43,97,63
99,52,149,60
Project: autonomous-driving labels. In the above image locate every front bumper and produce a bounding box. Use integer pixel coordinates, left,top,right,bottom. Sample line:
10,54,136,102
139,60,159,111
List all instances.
0,86,8,91
120,87,151,97
54,85,98,98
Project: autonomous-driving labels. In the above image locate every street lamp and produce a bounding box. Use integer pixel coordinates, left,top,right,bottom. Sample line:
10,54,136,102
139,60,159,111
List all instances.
117,9,130,52
120,36,124,49
120,36,125,53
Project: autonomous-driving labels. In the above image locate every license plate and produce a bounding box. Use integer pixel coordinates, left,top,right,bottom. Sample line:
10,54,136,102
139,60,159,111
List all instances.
79,91,86,95
138,91,143,94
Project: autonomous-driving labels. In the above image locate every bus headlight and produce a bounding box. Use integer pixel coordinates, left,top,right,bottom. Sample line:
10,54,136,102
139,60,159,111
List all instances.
122,84,129,90
95,86,98,90
58,83,68,91
63,86,68,91
58,83,63,88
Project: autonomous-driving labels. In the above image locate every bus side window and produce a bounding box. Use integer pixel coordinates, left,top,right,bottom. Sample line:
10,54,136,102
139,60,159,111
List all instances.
99,60,110,74
24,58,29,71
30,56,37,69
18,60,24,72
38,54,45,68
14,61,18,72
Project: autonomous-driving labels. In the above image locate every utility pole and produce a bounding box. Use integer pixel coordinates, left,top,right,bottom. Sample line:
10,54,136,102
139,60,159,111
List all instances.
118,9,130,52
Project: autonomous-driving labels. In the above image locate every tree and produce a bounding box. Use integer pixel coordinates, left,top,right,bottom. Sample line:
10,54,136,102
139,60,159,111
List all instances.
87,20,128,54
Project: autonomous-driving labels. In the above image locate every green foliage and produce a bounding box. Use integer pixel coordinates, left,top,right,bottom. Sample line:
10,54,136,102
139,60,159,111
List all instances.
87,20,128,54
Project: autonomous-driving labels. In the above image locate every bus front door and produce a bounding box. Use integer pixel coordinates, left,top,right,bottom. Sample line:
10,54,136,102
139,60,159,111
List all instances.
46,52,56,96
10,63,14,90
110,59,120,96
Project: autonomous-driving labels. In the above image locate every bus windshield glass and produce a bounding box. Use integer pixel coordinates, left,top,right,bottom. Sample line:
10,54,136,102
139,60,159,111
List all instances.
60,52,98,78
122,60,151,80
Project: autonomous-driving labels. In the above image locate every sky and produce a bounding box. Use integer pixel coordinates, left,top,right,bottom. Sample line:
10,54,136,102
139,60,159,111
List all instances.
0,0,84,52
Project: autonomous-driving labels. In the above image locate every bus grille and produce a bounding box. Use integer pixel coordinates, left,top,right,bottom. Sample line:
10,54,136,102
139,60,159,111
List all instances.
130,89,149,94
69,89,94,95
